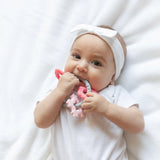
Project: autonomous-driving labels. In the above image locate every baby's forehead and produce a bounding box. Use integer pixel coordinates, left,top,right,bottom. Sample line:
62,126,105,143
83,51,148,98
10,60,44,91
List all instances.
72,33,110,47
72,33,112,52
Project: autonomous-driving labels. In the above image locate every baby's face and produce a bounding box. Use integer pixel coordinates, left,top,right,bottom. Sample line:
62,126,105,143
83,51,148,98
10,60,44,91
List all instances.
64,34,116,91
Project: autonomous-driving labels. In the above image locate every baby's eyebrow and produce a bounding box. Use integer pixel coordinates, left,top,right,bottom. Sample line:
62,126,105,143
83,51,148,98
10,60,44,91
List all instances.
92,53,106,62
71,48,81,52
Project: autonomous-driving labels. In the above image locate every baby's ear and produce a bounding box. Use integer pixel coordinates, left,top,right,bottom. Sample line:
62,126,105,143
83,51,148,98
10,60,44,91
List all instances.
110,80,115,85
110,74,115,85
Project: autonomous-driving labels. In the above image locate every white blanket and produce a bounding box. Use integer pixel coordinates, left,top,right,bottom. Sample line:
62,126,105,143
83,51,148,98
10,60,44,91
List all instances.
0,0,160,159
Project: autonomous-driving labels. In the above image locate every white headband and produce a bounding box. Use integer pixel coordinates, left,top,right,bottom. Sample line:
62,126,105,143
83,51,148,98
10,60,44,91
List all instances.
71,24,125,80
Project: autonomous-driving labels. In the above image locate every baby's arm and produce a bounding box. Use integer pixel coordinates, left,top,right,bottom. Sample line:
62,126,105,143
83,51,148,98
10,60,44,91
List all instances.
34,72,79,128
81,92,144,134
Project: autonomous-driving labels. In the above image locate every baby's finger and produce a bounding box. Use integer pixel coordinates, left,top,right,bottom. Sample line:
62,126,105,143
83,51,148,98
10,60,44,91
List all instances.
83,96,93,103
66,73,80,83
81,102,92,109
83,107,94,113
86,92,97,97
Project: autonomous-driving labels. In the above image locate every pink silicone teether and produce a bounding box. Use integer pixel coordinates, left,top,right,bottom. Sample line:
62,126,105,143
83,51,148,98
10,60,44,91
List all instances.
55,69,64,79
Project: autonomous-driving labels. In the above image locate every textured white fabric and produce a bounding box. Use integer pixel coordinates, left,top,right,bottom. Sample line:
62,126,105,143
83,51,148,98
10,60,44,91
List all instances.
0,0,160,160
50,85,136,160
71,24,125,80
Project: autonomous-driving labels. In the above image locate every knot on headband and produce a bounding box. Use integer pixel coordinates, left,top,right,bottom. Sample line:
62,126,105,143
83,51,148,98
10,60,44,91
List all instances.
71,24,125,80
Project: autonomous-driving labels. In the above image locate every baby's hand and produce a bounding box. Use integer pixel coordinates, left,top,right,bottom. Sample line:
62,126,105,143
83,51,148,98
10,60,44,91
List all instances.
57,72,80,97
81,92,110,115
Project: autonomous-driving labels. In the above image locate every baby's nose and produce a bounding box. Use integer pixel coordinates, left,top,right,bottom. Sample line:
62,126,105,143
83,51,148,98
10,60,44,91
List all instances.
77,61,88,72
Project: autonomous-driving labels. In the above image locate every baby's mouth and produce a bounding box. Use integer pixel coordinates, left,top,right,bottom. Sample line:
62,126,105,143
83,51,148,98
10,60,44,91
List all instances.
74,74,87,82
75,75,86,85
73,73,90,88
76,76,92,93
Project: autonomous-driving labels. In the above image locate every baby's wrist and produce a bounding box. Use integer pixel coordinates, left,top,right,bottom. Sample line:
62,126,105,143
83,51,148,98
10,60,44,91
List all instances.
54,87,68,100
102,101,113,117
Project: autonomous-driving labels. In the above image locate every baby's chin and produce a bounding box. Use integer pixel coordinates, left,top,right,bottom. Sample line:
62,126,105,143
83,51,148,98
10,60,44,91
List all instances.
93,84,110,92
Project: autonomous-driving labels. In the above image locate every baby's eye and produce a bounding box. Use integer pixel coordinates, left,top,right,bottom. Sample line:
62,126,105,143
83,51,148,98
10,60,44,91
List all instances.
73,54,81,59
92,60,102,66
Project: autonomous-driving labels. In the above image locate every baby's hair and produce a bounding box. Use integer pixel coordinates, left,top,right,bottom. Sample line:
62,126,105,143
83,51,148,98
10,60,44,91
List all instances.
99,25,127,59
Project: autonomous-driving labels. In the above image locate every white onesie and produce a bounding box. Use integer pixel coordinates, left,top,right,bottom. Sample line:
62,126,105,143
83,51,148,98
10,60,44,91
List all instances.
38,85,137,160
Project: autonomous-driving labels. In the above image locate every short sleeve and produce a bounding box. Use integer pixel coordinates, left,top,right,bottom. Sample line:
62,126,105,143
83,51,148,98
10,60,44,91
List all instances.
36,78,57,103
114,85,138,108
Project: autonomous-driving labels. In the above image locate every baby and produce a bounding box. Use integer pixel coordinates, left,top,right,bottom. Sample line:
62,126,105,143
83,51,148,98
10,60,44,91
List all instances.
34,24,144,160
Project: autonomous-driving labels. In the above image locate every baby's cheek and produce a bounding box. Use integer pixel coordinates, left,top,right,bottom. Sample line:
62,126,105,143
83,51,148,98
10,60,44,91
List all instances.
89,75,104,91
64,66,71,73
64,64,69,72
